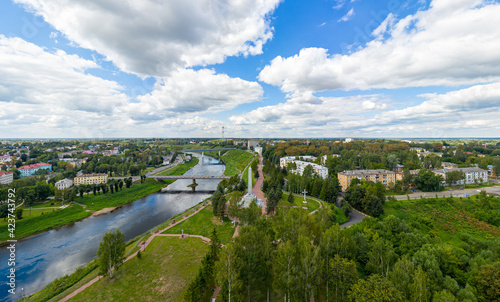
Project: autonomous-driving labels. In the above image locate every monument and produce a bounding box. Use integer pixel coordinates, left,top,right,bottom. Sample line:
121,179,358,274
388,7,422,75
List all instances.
241,167,262,207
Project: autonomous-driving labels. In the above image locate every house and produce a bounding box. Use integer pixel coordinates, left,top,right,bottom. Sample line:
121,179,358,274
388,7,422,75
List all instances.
393,164,404,173
74,173,108,185
247,140,260,150
321,154,340,165
442,162,459,169
55,178,73,190
18,163,52,177
280,156,317,169
487,165,495,176
337,169,401,191
0,171,13,185
433,167,488,185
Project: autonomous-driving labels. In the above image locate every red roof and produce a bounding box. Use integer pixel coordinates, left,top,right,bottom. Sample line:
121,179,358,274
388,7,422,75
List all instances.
19,163,52,170
0,171,12,176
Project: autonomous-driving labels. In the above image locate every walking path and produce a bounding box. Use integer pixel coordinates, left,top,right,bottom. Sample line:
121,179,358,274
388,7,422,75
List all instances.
252,155,268,215
389,185,500,200
59,202,211,302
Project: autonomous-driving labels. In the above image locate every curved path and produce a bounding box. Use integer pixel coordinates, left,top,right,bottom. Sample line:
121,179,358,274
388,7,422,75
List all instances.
59,202,212,302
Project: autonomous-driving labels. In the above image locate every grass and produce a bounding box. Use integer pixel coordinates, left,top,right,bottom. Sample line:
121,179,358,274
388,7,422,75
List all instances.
80,178,166,211
162,205,236,245
279,193,321,213
384,196,500,243
154,157,199,176
221,149,255,176
0,205,92,242
69,236,209,302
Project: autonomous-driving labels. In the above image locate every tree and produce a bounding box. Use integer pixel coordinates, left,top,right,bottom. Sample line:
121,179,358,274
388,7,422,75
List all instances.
389,256,415,300
287,192,294,204
217,195,226,221
16,208,23,220
445,170,465,187
97,229,126,278
367,236,396,277
329,254,359,302
415,169,443,192
476,262,500,301
0,204,9,220
348,274,404,302
410,267,430,302
228,191,241,219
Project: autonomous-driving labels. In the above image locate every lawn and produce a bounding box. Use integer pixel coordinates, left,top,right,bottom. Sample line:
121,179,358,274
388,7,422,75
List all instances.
221,149,255,176
162,205,236,245
154,157,199,176
279,193,321,213
384,196,500,243
70,236,209,302
80,178,166,211
0,205,91,242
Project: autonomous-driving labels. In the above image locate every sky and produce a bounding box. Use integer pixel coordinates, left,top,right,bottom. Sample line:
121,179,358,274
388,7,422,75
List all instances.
0,0,499,139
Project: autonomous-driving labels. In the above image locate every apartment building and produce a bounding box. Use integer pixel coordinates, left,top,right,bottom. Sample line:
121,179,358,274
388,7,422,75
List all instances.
337,169,401,191
74,173,108,185
433,167,488,185
0,171,13,185
55,178,74,190
18,163,52,177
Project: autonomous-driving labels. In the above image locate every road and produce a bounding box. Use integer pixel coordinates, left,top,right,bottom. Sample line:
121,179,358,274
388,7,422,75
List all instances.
389,185,500,200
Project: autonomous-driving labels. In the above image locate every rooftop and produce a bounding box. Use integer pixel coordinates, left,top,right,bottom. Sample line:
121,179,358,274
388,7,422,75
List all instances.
338,169,395,176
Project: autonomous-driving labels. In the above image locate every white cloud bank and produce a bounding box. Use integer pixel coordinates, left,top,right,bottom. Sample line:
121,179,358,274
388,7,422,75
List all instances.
259,0,500,92
15,0,282,77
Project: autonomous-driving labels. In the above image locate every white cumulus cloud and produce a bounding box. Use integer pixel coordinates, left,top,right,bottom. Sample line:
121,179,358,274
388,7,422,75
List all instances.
15,0,282,77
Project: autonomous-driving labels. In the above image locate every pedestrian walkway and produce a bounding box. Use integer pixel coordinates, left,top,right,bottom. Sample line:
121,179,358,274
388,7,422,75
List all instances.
252,155,268,215
59,202,211,302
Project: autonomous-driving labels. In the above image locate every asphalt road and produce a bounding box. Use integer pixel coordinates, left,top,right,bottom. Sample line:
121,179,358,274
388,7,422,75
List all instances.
390,185,500,200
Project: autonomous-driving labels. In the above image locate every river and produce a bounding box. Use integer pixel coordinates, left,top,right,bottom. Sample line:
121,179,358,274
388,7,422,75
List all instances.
0,154,224,302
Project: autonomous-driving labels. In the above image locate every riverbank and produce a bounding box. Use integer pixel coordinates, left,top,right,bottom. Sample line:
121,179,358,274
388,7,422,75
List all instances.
0,159,202,244
26,197,213,302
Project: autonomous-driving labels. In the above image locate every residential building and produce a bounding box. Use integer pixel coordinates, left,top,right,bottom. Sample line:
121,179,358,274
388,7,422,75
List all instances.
55,178,73,190
280,156,317,168
0,155,13,165
18,163,52,177
321,154,340,165
442,162,459,169
247,140,260,150
74,173,108,185
392,164,404,173
0,171,13,185
254,146,263,155
294,161,329,179
337,169,399,191
487,165,495,176
433,167,488,185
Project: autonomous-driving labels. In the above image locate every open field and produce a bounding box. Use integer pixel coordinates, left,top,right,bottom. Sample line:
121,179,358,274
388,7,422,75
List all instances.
162,205,236,244
154,157,199,176
70,236,208,302
0,205,91,242
384,196,500,243
80,178,166,211
221,149,255,176
278,193,349,224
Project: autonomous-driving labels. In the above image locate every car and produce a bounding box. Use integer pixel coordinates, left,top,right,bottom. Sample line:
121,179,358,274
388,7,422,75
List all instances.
449,189,454,191
458,187,464,190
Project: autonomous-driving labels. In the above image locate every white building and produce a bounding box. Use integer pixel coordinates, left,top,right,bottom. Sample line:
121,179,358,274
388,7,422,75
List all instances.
280,156,317,168
321,154,340,165
254,146,263,155
280,156,328,179
0,171,13,185
55,178,74,190
434,167,488,185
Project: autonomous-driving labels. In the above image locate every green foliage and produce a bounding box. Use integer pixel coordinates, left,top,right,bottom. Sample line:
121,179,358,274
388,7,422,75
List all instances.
15,208,23,219
344,181,385,217
220,149,255,176
348,274,404,302
476,262,500,301
97,229,126,277
415,169,444,192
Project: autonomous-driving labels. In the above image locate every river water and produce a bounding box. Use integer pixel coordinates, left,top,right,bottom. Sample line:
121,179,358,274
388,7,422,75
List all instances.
0,154,224,302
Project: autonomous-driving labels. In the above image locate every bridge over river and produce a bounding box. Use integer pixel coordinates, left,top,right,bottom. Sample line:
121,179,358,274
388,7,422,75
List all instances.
147,175,231,192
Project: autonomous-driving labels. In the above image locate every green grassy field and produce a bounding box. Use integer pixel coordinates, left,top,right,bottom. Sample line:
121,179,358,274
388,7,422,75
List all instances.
0,205,91,242
154,157,199,176
221,149,255,176
384,196,500,243
80,178,166,211
278,193,349,224
70,237,208,302
162,205,236,244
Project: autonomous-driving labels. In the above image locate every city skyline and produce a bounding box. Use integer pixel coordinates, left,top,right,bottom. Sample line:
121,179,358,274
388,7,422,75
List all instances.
1,0,500,138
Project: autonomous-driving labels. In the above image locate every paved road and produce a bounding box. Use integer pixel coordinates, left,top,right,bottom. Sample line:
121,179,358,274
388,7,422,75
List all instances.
340,209,367,229
389,185,500,200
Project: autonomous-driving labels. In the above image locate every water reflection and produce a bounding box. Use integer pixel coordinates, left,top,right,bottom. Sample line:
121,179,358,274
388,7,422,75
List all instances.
0,154,223,302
